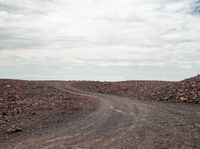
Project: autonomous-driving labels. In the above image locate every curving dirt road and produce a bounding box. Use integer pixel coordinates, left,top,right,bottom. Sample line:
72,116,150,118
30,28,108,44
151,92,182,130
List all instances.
2,82,200,149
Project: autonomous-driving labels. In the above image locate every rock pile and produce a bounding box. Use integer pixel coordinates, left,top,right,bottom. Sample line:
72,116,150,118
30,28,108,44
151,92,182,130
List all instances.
151,75,200,104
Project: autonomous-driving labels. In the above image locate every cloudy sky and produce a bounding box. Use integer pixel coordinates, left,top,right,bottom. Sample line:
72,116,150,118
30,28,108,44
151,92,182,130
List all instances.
0,0,200,81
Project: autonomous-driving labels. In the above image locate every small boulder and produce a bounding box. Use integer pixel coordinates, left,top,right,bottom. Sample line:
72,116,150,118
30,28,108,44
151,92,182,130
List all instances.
6,125,22,134
180,96,188,102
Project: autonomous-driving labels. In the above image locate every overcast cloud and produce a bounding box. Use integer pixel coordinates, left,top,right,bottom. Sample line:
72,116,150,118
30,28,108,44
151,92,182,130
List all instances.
0,0,200,81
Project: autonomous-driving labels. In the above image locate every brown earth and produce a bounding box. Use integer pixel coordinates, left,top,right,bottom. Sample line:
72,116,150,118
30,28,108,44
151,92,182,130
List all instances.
0,76,200,149
0,80,97,143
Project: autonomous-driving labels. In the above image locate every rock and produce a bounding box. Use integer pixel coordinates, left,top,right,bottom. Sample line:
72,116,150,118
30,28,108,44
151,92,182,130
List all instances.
6,125,22,134
31,112,36,115
6,85,10,88
180,96,188,102
2,112,7,116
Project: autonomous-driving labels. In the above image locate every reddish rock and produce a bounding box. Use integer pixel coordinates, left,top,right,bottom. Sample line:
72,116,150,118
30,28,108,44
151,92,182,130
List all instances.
6,125,22,134
151,75,200,104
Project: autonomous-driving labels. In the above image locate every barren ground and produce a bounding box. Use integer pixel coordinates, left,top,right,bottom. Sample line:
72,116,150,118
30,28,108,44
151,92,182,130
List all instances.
1,81,200,149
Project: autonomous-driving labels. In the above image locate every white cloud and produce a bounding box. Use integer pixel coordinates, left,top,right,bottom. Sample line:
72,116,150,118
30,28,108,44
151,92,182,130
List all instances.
0,0,199,80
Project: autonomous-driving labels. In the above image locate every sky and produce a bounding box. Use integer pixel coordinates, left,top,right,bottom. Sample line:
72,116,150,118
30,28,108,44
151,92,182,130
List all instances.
0,0,200,81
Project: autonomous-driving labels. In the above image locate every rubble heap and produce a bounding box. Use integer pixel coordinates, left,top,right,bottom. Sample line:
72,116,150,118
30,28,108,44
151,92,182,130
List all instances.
151,75,200,104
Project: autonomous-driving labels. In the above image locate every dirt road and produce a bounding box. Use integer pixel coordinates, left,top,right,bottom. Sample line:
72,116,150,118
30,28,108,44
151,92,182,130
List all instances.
2,82,200,149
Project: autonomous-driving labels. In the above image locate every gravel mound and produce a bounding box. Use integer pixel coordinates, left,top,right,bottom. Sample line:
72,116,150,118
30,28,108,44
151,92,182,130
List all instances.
151,75,200,104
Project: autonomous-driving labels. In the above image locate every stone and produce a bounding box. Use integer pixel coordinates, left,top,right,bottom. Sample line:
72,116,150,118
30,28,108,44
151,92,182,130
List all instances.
180,96,188,102
6,125,22,134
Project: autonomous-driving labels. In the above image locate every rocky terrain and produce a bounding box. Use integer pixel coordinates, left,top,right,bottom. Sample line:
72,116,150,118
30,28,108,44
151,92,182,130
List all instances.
68,80,174,100
152,75,200,104
0,75,200,148
0,80,97,141
69,75,200,104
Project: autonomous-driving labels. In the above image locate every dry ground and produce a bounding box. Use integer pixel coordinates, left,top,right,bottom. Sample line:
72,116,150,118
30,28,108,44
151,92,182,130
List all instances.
0,80,200,149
